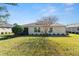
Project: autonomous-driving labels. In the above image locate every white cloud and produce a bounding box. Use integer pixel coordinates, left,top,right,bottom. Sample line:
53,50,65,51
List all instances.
64,3,75,13
39,6,57,16
48,7,56,13
64,3,75,6
65,7,74,12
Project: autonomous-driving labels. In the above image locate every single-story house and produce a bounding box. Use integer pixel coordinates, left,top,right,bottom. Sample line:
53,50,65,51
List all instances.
0,21,12,35
67,23,79,34
23,22,67,36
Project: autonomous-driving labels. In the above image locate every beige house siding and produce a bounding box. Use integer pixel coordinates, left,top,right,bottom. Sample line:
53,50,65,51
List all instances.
52,26,66,34
28,26,45,35
0,28,12,34
67,27,79,33
28,26,66,35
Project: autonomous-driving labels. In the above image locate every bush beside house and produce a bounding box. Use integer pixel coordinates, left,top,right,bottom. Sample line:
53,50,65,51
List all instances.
12,24,24,35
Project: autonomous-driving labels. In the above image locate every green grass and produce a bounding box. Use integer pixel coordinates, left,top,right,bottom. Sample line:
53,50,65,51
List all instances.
0,34,79,56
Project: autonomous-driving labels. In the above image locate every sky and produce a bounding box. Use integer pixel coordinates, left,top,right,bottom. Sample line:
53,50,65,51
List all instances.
5,3,79,25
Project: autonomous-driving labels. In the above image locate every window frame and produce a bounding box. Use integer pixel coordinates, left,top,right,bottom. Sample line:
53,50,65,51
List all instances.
34,27,40,32
77,27,79,31
49,27,53,33
34,27,38,32
38,27,40,32
1,32,4,34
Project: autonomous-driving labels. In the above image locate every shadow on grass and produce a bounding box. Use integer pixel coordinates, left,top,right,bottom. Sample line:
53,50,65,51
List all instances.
25,35,70,37
0,35,20,40
0,34,70,41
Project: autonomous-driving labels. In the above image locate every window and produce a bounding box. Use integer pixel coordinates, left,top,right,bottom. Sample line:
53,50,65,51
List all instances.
34,27,40,32
77,28,79,31
34,27,37,32
1,32,4,34
49,28,53,33
5,32,7,34
38,27,40,32
9,32,11,34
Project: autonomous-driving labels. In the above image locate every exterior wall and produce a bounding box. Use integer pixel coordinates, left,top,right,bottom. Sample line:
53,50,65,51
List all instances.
28,26,45,35
0,28,12,35
28,26,66,35
51,26,66,34
67,27,79,33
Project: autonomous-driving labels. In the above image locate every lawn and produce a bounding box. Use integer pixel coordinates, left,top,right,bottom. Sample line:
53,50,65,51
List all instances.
0,34,79,56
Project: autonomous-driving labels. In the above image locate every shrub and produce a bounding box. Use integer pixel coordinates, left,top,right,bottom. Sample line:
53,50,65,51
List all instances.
61,33,65,36
57,33,60,35
48,34,51,36
12,24,24,35
53,34,55,36
66,33,69,35
72,32,75,33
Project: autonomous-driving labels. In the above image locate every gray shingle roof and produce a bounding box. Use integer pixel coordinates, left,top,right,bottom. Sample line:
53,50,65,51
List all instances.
50,23,65,26
0,21,12,28
67,23,79,27
23,22,65,27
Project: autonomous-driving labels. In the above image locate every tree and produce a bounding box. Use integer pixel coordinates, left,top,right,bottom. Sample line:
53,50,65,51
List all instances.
5,3,17,6
39,16,58,24
12,24,24,35
37,16,58,34
0,3,17,22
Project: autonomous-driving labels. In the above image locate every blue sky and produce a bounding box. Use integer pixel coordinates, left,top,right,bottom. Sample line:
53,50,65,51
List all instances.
6,3,79,25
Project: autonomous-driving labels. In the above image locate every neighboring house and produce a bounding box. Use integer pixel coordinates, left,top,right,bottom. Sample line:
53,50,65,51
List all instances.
23,22,67,36
67,23,79,34
0,21,12,35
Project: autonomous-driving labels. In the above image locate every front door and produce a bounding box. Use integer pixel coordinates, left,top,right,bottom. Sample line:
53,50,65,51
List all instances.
23,28,28,35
